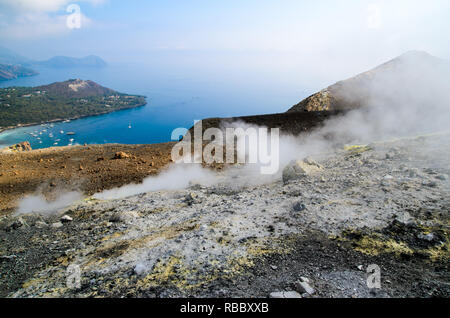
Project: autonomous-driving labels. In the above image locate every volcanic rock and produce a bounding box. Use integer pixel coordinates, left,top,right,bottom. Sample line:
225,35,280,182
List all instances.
60,215,73,223
269,291,302,298
282,158,323,184
113,152,131,160
295,280,315,295
4,142,32,153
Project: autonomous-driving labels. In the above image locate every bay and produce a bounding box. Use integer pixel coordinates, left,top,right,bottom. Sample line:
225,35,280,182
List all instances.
0,53,312,149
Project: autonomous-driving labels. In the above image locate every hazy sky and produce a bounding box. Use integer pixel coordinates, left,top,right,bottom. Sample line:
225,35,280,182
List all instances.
1,0,449,83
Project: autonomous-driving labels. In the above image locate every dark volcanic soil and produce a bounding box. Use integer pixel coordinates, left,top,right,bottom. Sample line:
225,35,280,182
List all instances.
191,110,344,136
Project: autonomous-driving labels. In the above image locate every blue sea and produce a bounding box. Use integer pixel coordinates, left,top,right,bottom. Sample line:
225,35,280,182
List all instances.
0,53,317,149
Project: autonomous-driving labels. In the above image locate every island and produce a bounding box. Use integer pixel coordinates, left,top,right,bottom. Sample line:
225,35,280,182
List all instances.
0,63,38,81
0,79,146,131
34,55,107,68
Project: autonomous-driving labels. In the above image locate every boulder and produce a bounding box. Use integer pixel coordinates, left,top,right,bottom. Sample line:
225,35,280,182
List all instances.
60,215,73,223
269,291,302,298
295,280,315,295
282,158,323,184
113,152,131,160
35,221,48,228
4,141,32,153
51,222,64,229
293,202,306,212
8,217,26,231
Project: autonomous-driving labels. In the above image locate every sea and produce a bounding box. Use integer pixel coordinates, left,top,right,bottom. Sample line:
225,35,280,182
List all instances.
0,54,318,149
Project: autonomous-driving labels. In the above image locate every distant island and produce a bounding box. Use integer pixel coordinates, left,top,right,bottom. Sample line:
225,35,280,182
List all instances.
33,55,107,68
0,46,107,82
0,79,146,131
0,64,39,81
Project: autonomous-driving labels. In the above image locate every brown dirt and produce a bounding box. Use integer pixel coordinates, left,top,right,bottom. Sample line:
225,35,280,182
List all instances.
0,143,176,215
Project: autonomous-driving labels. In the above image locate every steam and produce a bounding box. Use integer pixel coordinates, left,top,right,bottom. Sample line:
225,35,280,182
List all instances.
93,164,218,200
15,191,83,216
321,51,450,140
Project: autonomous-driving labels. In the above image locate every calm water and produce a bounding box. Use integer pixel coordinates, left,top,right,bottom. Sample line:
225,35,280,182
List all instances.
0,55,314,149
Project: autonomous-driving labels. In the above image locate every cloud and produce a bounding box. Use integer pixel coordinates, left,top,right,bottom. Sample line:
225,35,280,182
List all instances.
0,0,105,39
0,0,106,12
0,0,71,12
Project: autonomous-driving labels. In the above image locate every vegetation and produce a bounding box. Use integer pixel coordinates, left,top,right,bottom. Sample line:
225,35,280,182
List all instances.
0,81,146,128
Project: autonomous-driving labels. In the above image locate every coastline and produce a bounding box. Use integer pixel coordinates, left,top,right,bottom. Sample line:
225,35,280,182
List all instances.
0,102,147,135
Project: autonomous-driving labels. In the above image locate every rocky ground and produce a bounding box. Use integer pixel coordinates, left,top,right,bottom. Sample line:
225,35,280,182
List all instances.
0,133,449,298
0,142,176,215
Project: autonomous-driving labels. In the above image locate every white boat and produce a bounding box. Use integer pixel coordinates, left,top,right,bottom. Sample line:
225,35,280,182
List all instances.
128,123,132,129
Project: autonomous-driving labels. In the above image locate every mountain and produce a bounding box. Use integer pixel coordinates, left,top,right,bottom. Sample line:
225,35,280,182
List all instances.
0,46,107,69
0,47,106,82
35,79,116,98
0,64,39,81
0,79,146,129
288,51,450,112
193,51,450,136
35,55,107,68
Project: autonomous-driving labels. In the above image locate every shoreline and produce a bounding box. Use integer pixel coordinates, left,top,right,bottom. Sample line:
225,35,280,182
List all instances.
0,102,147,136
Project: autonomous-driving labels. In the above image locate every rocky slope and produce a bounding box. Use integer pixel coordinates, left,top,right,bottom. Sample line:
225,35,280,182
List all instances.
0,143,175,215
1,133,448,298
196,51,450,137
288,51,450,113
188,110,343,138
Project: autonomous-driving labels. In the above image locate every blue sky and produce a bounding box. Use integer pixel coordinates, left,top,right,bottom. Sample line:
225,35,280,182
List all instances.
1,0,449,82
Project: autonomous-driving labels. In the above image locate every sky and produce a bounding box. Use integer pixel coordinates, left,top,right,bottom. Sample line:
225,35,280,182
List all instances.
0,0,450,84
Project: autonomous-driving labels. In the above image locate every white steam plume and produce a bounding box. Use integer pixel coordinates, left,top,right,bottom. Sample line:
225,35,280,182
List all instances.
15,191,83,215
93,164,218,200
